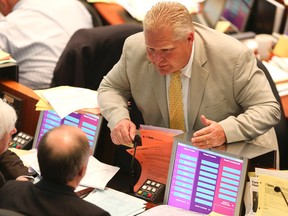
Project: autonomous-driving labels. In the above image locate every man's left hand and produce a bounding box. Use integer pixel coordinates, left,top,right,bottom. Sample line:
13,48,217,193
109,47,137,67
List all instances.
191,115,227,149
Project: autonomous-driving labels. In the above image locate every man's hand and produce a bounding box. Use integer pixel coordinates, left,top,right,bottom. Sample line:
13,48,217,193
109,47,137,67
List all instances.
191,115,227,149
110,119,136,145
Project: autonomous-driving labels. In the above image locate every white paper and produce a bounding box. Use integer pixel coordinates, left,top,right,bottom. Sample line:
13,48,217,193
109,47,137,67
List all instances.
84,187,147,216
80,156,120,190
138,205,206,216
38,86,99,119
140,124,183,135
255,167,288,179
19,150,119,190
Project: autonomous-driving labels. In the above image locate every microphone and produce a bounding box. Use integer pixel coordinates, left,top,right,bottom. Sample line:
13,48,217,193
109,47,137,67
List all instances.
274,186,288,206
129,134,142,193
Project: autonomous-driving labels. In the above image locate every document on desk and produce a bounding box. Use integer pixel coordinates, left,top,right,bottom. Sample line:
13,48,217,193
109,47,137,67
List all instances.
34,86,99,118
19,150,119,190
84,187,147,216
127,126,183,191
80,156,120,190
256,174,288,216
137,204,225,216
0,50,16,64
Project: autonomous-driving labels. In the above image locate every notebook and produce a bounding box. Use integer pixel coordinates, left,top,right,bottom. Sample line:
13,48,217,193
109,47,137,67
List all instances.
192,0,227,29
32,110,103,154
163,132,248,216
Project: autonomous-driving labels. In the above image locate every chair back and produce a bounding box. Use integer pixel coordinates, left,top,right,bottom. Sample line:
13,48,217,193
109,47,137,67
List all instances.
257,59,288,170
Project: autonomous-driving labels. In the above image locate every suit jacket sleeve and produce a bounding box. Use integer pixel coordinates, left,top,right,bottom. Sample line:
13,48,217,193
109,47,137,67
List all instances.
0,149,30,181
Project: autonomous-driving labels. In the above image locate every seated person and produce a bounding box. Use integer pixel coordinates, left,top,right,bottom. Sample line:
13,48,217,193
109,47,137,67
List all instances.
0,0,93,89
0,99,32,187
0,125,110,216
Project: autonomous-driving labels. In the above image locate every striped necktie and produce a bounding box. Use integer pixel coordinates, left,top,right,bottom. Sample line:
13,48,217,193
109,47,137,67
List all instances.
169,71,185,131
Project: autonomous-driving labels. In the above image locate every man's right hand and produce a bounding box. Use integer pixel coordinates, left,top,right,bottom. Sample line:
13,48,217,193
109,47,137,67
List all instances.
110,119,136,145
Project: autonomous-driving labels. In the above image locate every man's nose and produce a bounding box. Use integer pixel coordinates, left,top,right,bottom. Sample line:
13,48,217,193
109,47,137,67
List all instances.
152,52,164,63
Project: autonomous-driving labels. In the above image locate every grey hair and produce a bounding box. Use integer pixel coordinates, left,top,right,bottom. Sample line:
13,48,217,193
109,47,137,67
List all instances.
0,99,17,138
143,1,194,40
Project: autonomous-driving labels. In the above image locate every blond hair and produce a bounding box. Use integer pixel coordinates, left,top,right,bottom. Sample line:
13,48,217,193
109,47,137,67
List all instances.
143,1,194,40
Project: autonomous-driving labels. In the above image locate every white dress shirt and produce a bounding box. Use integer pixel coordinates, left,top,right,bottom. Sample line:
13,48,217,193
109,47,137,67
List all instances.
0,0,93,89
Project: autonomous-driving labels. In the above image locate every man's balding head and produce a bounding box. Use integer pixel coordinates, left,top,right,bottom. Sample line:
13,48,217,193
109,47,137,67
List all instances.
37,125,90,185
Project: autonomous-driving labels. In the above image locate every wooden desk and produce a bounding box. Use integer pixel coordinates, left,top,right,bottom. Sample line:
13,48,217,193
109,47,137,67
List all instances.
0,80,40,136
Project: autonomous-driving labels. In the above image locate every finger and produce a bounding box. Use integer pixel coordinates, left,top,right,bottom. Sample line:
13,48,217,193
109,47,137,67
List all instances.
110,131,122,145
195,139,213,149
129,124,137,141
191,132,210,142
111,126,129,144
193,125,213,137
200,115,212,127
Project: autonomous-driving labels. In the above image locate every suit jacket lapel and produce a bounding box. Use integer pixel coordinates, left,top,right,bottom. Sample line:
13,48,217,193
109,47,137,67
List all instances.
188,33,209,130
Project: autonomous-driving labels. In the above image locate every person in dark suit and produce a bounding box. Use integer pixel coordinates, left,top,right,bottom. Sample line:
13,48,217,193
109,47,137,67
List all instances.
0,125,110,216
0,99,32,187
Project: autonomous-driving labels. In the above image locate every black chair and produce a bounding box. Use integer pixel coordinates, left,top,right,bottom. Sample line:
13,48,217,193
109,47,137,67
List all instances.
257,59,288,170
51,24,142,90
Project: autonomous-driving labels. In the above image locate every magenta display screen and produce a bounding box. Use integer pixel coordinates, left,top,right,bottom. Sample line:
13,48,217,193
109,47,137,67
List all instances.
165,140,247,216
221,0,254,32
32,110,103,153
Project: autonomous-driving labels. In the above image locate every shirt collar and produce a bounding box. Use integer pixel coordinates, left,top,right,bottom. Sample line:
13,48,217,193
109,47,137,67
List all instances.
181,40,194,78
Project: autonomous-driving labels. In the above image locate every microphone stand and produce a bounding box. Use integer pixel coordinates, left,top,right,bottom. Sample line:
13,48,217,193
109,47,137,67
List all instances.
274,186,288,206
129,135,142,194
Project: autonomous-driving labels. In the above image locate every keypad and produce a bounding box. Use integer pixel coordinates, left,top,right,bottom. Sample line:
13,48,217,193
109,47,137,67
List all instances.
135,179,165,203
9,132,33,149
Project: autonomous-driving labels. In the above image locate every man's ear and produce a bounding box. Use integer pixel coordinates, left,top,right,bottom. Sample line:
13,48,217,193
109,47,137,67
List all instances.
188,32,194,44
78,163,88,178
10,127,17,136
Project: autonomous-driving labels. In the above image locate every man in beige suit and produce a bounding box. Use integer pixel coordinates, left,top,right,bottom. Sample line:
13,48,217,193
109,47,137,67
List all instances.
97,2,280,159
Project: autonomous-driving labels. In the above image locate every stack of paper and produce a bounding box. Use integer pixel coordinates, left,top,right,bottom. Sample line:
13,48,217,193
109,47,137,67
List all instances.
126,125,183,192
84,187,147,216
245,168,288,216
0,50,16,64
34,86,100,118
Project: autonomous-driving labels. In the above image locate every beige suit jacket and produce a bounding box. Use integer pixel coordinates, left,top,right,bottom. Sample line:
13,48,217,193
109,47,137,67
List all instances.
98,23,280,160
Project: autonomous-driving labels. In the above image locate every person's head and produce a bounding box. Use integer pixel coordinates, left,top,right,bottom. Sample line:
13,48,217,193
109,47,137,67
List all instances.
0,0,18,16
0,99,17,155
37,125,91,188
143,2,195,75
